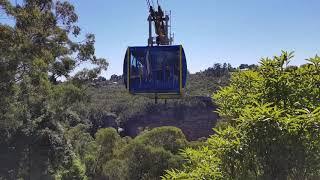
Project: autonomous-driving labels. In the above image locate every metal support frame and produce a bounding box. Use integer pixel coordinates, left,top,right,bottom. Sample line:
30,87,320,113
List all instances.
148,15,153,46
147,11,173,46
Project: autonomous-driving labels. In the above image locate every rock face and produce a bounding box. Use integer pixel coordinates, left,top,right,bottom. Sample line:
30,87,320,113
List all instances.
90,112,118,135
101,113,118,128
122,96,219,141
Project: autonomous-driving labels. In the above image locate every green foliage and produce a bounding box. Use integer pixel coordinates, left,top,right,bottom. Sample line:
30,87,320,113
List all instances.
0,0,226,179
95,128,122,171
65,124,98,162
236,105,320,179
106,127,189,180
213,70,263,119
214,51,320,118
95,128,121,150
66,126,99,178
67,127,189,180
164,52,320,179
102,159,128,180
3,1,319,179
57,157,88,180
202,63,233,77
51,83,88,111
135,126,187,153
122,142,173,180
0,0,106,178
185,67,231,97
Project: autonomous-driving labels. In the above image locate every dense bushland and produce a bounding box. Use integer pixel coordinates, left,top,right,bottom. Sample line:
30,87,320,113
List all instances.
2,1,319,180
164,52,320,180
0,0,107,179
64,126,192,179
0,1,219,179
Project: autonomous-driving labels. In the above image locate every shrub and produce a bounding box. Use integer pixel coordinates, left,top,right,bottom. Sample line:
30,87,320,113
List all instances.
163,52,320,179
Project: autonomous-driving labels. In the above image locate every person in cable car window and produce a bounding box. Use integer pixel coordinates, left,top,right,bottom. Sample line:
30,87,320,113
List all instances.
165,64,170,81
173,63,179,84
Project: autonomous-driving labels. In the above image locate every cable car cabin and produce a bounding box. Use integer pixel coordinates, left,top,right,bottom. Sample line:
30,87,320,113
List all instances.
123,45,187,99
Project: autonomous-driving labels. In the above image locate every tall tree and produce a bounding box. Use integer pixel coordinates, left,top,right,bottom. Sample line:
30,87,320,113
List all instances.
0,0,107,179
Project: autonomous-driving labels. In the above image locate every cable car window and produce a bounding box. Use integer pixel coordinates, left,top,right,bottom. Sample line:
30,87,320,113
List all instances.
124,45,187,95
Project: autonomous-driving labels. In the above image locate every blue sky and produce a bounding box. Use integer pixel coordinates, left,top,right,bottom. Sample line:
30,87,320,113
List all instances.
3,1,320,78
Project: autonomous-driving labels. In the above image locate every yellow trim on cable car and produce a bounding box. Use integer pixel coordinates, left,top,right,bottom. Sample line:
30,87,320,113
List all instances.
179,45,182,95
127,48,130,91
132,92,182,99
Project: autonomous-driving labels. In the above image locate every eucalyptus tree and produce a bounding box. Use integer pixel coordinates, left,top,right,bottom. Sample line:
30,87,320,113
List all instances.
0,0,107,179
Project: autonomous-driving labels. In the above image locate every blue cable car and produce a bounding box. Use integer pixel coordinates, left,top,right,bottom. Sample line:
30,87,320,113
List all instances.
123,3,187,99
123,45,187,98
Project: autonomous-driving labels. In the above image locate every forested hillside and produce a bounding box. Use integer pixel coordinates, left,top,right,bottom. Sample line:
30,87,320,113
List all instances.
0,1,230,178
1,1,320,180
85,65,231,140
